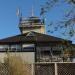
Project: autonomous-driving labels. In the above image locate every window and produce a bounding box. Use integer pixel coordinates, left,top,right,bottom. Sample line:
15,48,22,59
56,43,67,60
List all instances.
52,50,61,55
0,45,9,51
10,45,21,51
22,44,35,51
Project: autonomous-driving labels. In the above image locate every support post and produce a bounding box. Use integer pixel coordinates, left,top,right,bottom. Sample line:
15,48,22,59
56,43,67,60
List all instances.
55,63,58,75
32,64,34,75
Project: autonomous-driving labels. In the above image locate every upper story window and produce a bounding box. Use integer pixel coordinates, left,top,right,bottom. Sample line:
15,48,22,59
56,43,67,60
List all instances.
22,44,35,51
0,45,9,51
10,45,21,51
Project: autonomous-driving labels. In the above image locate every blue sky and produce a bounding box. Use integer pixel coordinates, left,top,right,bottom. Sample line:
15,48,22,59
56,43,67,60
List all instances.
0,0,42,38
0,0,75,43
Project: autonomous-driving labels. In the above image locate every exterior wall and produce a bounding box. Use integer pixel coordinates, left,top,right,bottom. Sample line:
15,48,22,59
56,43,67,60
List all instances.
40,26,45,34
22,26,45,34
0,52,35,64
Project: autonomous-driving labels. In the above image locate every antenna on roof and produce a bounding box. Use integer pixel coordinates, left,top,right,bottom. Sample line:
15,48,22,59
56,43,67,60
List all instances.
16,8,22,17
31,5,34,16
16,7,22,21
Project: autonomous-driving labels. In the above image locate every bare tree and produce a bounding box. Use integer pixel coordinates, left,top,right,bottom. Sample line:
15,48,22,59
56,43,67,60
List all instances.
40,0,75,39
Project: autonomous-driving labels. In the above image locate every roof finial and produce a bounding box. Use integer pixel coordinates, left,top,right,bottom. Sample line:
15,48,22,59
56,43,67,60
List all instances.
31,5,34,16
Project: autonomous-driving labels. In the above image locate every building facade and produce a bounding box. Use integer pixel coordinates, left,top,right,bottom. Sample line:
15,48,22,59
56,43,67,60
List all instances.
0,15,75,63
0,14,75,75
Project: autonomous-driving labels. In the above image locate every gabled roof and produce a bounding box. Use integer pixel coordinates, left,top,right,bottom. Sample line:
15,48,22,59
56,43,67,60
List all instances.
0,32,71,45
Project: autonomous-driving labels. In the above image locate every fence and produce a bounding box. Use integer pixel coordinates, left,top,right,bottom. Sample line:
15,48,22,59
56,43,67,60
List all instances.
0,63,32,75
0,62,75,75
35,62,75,75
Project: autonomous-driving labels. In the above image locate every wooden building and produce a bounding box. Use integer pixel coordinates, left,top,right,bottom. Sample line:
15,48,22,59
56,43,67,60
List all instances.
0,15,75,63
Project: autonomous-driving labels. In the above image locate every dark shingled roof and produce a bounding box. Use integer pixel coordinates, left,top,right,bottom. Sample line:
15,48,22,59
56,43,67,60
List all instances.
0,32,71,44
